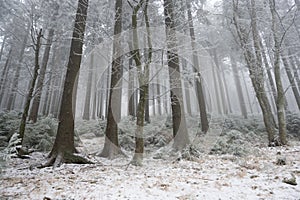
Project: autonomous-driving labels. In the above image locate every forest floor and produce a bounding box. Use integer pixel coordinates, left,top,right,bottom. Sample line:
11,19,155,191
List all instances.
1,135,300,200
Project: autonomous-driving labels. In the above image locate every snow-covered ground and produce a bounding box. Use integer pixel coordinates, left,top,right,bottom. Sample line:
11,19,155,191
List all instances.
1,136,300,200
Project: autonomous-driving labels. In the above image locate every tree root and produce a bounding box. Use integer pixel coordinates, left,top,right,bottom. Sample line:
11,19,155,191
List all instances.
129,153,143,166
98,148,128,159
36,152,94,169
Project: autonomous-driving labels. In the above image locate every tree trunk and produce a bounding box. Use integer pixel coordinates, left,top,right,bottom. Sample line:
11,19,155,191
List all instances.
241,70,254,114
230,53,248,118
82,52,94,120
182,59,192,116
91,75,97,120
259,36,277,104
42,44,58,116
43,0,91,167
164,0,190,150
0,35,7,62
6,23,30,111
186,0,209,133
156,65,162,115
288,54,300,91
29,28,55,122
130,0,152,165
212,48,229,114
99,0,123,159
144,1,151,124
18,29,43,146
0,48,12,106
233,0,276,145
211,60,222,114
269,0,287,145
128,57,136,117
281,54,300,110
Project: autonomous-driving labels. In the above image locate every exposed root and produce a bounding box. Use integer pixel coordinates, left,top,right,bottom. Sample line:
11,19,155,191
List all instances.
36,155,56,169
269,137,287,147
98,147,128,159
36,152,94,169
130,153,143,166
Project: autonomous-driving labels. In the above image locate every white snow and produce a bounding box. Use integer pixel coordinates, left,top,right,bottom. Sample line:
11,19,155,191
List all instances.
1,137,300,200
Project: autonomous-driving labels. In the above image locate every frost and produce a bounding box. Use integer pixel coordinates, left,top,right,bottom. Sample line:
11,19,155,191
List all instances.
210,130,257,156
0,114,300,199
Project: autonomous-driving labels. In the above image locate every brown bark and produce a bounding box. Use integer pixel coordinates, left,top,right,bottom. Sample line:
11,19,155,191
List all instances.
233,0,276,145
269,0,287,145
44,0,90,167
186,0,209,133
42,44,58,116
18,29,43,146
164,0,190,150
130,0,149,165
82,52,94,120
29,28,55,122
99,0,123,159
128,57,136,117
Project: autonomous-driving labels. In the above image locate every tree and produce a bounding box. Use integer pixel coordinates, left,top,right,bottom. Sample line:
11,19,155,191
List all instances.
186,0,209,133
29,3,59,123
41,0,91,167
230,52,248,119
269,0,287,145
128,0,153,165
164,0,190,150
18,29,43,149
6,23,30,111
232,0,277,145
99,0,123,159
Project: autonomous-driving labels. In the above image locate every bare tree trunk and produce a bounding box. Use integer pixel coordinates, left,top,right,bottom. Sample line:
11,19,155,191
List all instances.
18,29,43,146
0,35,7,62
0,48,12,106
230,53,247,118
43,0,91,167
144,1,151,124
186,0,209,133
233,0,276,145
82,52,94,120
42,44,58,116
212,48,229,114
91,75,97,120
269,0,287,145
99,0,123,159
211,60,222,114
281,54,300,110
221,70,232,114
241,70,254,114
164,0,190,150
128,57,136,117
289,54,300,91
156,63,162,115
182,59,192,116
260,36,277,103
29,28,55,122
6,23,30,111
130,0,152,165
